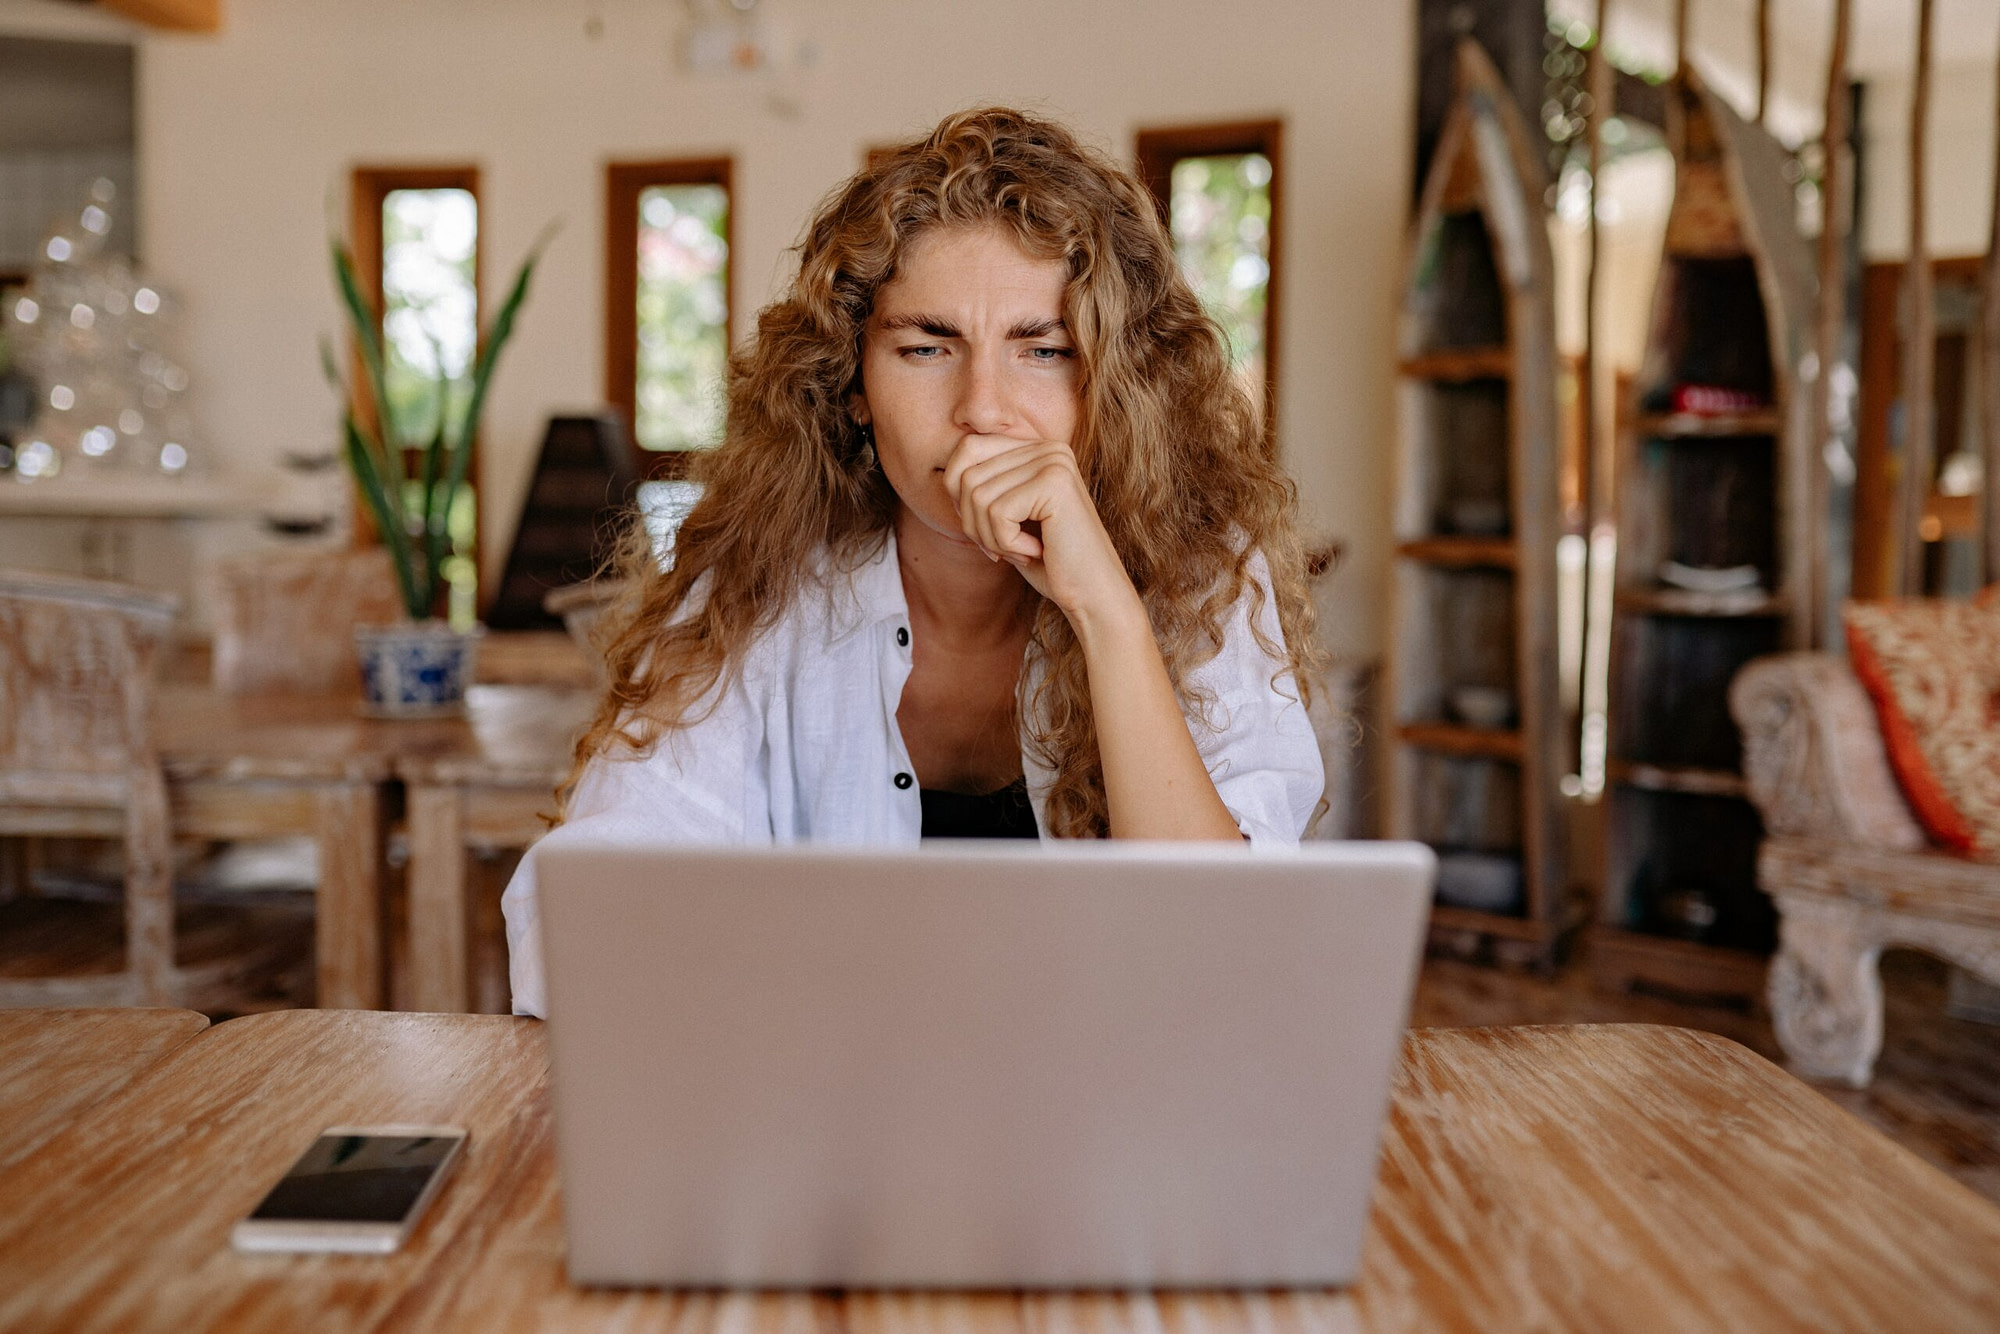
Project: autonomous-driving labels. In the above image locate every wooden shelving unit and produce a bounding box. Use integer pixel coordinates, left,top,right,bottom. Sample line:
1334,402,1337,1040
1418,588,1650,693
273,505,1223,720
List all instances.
1635,411,1784,439
1395,722,1524,763
1385,41,1570,969
1395,537,1518,569
1612,588,1787,618
1588,68,1817,1003
1398,347,1514,382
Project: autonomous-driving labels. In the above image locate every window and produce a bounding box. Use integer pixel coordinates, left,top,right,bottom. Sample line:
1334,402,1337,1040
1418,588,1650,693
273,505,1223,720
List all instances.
1135,121,1283,437
350,166,481,621
606,158,732,477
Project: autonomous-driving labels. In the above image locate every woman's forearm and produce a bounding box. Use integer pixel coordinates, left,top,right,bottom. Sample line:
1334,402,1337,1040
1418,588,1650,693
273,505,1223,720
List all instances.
1069,594,1243,841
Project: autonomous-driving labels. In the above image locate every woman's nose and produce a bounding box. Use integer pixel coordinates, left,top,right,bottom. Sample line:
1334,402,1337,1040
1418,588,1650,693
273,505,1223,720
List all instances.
953,350,1016,436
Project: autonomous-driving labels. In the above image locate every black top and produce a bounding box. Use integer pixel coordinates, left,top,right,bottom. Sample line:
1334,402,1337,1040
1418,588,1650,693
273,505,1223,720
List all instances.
919,777,1038,840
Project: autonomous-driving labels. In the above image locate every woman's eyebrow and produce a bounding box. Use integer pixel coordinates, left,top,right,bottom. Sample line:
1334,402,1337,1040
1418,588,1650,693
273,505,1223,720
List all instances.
877,313,962,337
1007,316,1067,340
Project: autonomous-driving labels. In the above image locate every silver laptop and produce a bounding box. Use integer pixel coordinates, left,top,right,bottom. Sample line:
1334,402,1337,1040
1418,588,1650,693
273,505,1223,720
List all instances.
537,840,1434,1289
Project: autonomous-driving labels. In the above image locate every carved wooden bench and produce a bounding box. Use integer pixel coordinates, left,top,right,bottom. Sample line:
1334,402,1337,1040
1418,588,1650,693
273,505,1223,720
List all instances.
1730,652,2000,1086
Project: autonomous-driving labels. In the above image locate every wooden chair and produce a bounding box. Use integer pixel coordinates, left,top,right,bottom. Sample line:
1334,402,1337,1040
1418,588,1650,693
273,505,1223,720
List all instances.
186,548,402,905
206,547,402,695
0,570,181,1006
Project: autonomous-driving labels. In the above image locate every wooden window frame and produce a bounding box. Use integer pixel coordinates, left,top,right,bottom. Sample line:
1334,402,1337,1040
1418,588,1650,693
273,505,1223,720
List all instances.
605,157,734,480
1134,119,1284,445
347,164,484,580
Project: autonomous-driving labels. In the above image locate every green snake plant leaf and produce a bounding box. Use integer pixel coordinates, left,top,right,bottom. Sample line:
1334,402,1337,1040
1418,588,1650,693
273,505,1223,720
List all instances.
320,330,400,500
440,222,558,541
330,239,405,489
342,412,425,620
328,220,554,622
317,332,344,395
420,333,452,614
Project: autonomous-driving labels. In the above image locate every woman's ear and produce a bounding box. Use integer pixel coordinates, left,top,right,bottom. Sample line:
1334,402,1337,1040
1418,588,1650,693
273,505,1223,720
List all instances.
848,392,873,428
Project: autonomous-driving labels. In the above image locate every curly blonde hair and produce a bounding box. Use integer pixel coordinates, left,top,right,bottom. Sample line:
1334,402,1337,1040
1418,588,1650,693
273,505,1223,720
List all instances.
563,105,1319,836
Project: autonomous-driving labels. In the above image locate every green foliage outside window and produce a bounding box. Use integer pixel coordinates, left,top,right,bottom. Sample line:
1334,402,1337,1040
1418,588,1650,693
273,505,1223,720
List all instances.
636,183,729,453
380,188,481,621
382,189,477,455
1169,153,1272,411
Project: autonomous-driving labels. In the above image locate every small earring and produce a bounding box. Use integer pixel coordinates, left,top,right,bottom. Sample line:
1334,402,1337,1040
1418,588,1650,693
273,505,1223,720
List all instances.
855,422,877,473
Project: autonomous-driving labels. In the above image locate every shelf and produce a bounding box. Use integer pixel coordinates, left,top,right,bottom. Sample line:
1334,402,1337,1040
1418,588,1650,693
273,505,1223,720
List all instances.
1636,411,1780,439
1662,245,1753,262
1389,42,1566,965
1397,722,1523,762
1398,347,1512,382
1396,537,1517,569
0,472,274,518
1615,587,1786,618
1429,904,1548,942
1588,926,1768,1004
1609,761,1748,799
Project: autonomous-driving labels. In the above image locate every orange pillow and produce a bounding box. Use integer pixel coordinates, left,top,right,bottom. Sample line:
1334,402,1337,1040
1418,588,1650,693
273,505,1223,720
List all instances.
1844,598,2000,861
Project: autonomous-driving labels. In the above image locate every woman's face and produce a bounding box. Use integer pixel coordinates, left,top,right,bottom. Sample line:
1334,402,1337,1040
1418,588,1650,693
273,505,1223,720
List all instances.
855,224,1081,551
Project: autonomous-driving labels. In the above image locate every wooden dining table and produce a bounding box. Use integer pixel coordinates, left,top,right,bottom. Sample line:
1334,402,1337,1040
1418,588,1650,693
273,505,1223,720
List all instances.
396,685,593,1013
0,1006,208,1174
153,682,592,1011
2,1012,1997,1333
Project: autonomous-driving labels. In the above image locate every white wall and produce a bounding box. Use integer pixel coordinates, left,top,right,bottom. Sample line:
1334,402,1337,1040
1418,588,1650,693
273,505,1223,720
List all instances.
1861,60,1997,261
28,0,1417,657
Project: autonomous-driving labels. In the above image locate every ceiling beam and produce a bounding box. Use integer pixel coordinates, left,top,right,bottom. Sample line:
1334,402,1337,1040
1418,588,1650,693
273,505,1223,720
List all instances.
93,0,220,33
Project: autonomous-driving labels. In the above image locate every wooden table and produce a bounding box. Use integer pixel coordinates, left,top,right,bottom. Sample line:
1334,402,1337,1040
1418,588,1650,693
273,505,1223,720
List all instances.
2,1015,1996,1332
154,684,591,1012
397,686,592,1013
0,1007,208,1174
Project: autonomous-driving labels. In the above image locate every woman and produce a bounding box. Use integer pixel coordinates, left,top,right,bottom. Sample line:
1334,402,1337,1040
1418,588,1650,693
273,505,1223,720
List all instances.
503,107,1324,1016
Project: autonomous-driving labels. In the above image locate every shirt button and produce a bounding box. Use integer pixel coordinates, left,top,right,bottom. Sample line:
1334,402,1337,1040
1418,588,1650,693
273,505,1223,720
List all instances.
895,626,909,647
893,772,913,790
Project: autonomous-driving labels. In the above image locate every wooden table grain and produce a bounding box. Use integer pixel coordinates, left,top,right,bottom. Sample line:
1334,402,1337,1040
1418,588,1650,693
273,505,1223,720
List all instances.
153,683,591,1012
0,1007,208,1175
2,1015,1996,1332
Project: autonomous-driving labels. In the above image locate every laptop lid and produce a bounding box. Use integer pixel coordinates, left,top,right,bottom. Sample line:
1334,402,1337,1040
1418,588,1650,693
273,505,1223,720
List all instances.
539,840,1434,1288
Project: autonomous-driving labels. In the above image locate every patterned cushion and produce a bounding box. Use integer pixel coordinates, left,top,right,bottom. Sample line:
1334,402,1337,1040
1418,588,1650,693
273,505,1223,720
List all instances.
1844,598,2000,861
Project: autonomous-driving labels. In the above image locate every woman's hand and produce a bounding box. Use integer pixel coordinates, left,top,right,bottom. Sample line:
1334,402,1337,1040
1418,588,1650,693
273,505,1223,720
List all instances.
941,433,1143,632
942,432,1242,842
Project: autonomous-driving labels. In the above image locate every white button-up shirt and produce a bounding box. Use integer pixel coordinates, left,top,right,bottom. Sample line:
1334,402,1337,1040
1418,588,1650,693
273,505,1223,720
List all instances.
502,530,1325,1016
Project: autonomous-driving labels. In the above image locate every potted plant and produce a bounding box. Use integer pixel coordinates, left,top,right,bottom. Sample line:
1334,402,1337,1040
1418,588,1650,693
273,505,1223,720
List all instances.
323,228,549,716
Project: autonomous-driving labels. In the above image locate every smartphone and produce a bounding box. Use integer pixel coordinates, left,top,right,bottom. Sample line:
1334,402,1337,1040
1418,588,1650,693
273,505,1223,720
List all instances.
230,1125,468,1254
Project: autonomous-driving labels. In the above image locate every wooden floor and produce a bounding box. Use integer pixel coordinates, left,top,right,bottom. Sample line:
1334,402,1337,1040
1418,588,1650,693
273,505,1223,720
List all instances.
3,889,1997,1206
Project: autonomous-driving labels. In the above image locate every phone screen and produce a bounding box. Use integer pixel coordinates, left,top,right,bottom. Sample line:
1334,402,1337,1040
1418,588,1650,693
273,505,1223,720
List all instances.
248,1133,460,1225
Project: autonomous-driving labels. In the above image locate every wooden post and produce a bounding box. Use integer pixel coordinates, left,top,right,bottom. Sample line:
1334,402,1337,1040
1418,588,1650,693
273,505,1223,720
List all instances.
1584,0,1616,536
1984,36,2000,586
1807,0,1852,641
1578,0,1617,801
1674,0,1690,82
1898,0,1936,594
1756,0,1771,124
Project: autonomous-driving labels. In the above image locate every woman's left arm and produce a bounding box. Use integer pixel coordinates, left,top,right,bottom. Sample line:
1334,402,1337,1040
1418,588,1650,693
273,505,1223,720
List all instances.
946,434,1310,841
1066,591,1245,840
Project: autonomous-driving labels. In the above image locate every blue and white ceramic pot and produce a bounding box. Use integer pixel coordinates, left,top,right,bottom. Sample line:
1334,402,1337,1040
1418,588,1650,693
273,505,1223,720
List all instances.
353,620,482,718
